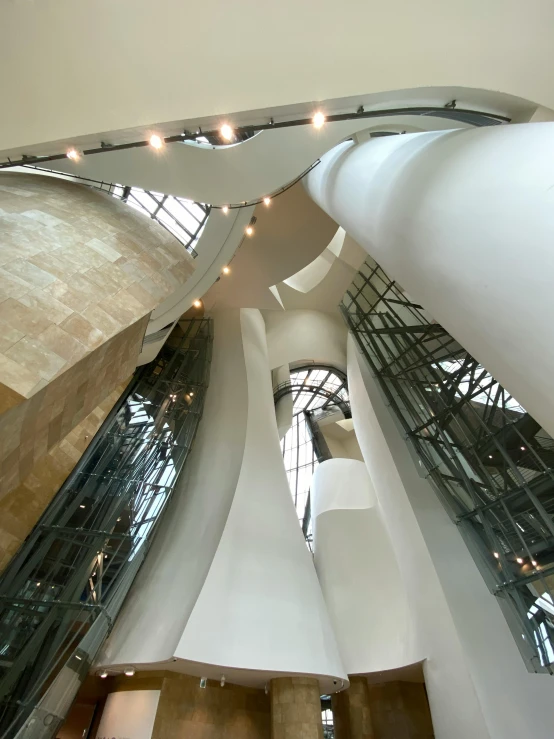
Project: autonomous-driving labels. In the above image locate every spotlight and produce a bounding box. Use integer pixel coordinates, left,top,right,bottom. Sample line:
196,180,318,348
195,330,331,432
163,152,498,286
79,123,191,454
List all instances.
80,504,85,509
149,134,164,150
520,446,526,451
245,226,254,237
193,299,202,309
190,392,194,396
488,455,493,459
516,557,524,564
66,148,80,161
220,675,226,687
312,112,326,129
222,266,230,275
220,124,234,141
99,670,108,679
222,206,229,214
263,197,271,206
532,560,538,567
493,552,500,559
124,667,136,677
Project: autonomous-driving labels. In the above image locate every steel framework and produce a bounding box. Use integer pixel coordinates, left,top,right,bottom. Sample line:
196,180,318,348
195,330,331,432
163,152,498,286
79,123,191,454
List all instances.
0,319,212,738
341,258,554,674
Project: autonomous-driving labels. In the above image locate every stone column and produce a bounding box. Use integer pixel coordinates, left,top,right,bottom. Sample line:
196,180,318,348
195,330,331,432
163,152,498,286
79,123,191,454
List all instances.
332,676,373,739
305,123,554,440
270,677,323,739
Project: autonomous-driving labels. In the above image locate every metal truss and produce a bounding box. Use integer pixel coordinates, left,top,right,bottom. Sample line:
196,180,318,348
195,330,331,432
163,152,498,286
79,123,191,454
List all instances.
341,258,554,674
22,165,210,257
275,366,350,544
0,319,212,738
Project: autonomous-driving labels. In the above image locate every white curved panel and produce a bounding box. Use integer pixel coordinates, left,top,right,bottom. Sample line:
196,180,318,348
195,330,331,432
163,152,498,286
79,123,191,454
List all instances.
263,310,348,371
0,0,543,159
174,309,346,689
273,364,293,440
98,310,249,666
347,335,554,739
305,123,554,439
312,459,412,675
147,205,254,333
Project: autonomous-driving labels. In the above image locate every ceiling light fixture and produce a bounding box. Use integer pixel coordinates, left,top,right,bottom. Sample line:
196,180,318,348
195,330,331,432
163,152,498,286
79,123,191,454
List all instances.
493,552,500,559
193,299,202,309
312,111,326,129
263,197,271,206
222,266,230,275
532,560,538,567
66,148,80,161
99,670,108,679
124,667,136,677
149,134,164,150
516,557,524,564
220,124,234,141
520,446,526,451
245,225,254,236
222,205,229,214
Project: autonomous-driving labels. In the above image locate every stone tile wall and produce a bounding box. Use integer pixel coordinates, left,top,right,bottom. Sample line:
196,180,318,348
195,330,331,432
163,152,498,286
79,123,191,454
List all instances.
152,673,270,739
0,315,146,495
366,682,434,739
0,379,129,572
332,676,374,739
0,172,195,496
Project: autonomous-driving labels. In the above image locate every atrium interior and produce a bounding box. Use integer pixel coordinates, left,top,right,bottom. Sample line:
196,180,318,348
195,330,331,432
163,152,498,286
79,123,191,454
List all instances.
2,4,554,738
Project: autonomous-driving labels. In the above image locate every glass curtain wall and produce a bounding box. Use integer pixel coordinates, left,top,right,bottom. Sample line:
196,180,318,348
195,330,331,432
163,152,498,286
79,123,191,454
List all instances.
277,367,349,545
0,319,212,738
341,257,554,674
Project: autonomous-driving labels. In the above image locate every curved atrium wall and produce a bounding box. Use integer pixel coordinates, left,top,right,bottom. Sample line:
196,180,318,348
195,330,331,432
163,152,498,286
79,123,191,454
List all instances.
97,308,346,691
0,172,195,495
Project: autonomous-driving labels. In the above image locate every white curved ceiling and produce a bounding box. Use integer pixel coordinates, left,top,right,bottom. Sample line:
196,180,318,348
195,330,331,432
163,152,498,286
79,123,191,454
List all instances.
202,182,338,310
42,114,475,205
0,0,547,157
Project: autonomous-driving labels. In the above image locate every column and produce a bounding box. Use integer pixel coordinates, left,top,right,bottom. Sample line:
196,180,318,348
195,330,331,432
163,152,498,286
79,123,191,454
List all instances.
305,122,554,439
332,677,373,739
271,677,323,739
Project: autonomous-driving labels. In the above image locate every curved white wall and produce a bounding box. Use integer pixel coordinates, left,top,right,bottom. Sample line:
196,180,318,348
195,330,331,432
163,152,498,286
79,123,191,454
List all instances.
99,310,249,665
305,123,554,439
174,309,346,689
99,309,346,692
264,309,348,371
347,334,554,739
312,459,411,675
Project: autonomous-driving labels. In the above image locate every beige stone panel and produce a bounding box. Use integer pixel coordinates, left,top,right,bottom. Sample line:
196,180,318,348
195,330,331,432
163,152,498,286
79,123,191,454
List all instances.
2,259,58,289
0,354,42,397
59,314,105,350
126,282,159,311
38,324,88,364
0,315,147,498
0,322,25,354
0,172,195,496
149,673,270,739
17,288,73,325
1,297,53,337
6,335,66,382
0,381,128,573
